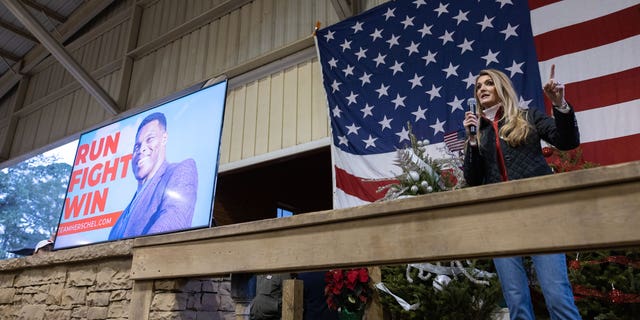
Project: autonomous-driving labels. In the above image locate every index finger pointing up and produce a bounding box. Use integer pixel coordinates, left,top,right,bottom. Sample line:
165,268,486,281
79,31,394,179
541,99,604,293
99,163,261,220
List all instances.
550,64,555,80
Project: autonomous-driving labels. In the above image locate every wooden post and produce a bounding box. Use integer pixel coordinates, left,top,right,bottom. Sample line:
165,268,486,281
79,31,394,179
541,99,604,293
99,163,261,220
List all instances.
282,279,303,320
366,266,386,319
129,280,153,320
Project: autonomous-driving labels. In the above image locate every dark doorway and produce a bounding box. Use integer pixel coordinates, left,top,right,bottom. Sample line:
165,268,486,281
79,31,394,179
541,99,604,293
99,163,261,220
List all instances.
213,147,333,225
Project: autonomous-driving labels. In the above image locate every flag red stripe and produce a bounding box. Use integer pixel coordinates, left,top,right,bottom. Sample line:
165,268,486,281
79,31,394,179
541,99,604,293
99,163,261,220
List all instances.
335,166,396,202
544,67,640,114
580,134,640,165
528,0,562,11
534,5,640,61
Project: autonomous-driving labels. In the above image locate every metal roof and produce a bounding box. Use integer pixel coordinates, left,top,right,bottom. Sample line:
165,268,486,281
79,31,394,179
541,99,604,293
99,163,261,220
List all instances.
0,0,84,78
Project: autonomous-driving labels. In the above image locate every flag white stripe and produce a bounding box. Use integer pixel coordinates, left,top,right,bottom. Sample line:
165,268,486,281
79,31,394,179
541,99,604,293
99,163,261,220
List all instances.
537,35,640,85
530,0,638,36
334,142,451,180
576,100,640,143
334,188,370,208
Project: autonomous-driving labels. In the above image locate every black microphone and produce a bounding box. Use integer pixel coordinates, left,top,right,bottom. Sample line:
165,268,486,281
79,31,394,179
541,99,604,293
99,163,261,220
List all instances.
467,98,477,135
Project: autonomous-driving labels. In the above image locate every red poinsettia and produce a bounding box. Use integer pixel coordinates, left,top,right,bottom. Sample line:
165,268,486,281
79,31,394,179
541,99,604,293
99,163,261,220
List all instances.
325,268,372,312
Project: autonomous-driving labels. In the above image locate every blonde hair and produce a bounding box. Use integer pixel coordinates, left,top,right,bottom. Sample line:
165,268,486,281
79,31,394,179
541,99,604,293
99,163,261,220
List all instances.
475,69,531,147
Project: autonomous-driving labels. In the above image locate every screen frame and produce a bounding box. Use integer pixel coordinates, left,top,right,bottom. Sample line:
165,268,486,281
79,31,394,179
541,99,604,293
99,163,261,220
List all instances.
53,78,228,250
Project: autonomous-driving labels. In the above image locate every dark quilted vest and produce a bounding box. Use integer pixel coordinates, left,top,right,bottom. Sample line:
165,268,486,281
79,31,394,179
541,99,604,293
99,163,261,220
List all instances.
464,107,580,186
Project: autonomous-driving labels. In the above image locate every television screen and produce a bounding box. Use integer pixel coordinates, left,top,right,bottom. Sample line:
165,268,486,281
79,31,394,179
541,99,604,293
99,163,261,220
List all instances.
54,80,227,250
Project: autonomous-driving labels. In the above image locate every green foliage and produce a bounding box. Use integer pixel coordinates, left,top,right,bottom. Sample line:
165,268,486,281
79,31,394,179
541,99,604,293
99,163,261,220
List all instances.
0,155,71,259
377,123,465,201
567,249,640,319
379,262,503,320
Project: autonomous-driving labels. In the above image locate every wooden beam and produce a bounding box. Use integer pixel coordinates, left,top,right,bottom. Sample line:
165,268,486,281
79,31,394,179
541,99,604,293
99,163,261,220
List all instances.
21,0,67,23
0,0,114,101
127,0,254,59
0,47,21,62
116,3,142,109
130,161,640,280
0,18,38,42
2,0,119,115
282,279,303,320
129,280,153,320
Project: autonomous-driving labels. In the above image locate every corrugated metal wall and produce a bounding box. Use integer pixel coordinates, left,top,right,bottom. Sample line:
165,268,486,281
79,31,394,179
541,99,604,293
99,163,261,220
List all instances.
0,0,348,167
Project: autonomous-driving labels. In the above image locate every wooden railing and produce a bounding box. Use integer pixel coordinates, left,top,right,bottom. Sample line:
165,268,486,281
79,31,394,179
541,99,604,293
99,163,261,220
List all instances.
128,161,640,319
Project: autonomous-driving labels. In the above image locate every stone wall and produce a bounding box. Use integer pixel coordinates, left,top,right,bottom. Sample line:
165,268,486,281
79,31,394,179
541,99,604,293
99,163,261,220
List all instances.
0,240,235,320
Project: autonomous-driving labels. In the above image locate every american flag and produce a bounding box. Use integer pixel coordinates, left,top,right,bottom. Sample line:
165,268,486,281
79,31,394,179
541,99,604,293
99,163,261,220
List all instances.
444,130,466,153
315,0,640,208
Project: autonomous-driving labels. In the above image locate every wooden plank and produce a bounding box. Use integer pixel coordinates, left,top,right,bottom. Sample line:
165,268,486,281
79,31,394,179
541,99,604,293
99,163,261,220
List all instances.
281,66,297,148
242,81,258,159
0,0,116,100
225,10,240,69
236,5,251,64
0,77,27,160
311,59,328,140
128,0,254,60
49,95,72,141
272,0,285,48
129,280,153,320
296,61,312,144
229,86,246,162
193,26,208,82
254,78,271,155
267,71,283,152
218,92,233,164
204,19,219,77
130,161,640,279
34,105,55,147
282,279,303,320
260,0,274,53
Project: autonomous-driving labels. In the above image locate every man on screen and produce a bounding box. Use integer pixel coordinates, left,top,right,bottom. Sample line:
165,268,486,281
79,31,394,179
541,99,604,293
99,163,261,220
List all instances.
108,112,198,240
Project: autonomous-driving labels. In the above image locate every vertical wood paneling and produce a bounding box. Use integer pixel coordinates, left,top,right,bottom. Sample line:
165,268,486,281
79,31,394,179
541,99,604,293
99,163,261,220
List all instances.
204,19,219,77
97,27,114,68
46,64,63,97
225,10,240,70
128,53,154,108
311,59,328,140
219,92,233,164
164,41,180,97
229,86,246,162
214,16,229,73
67,90,87,135
184,32,198,87
260,0,274,53
10,116,26,155
50,95,73,141
268,71,284,152
194,26,208,82
285,0,299,44
282,66,297,148
236,5,251,64
13,112,39,154
273,0,286,49
241,81,258,158
296,61,312,144
0,127,6,147
7,0,347,162
254,78,271,155
35,105,55,147
85,34,101,71
0,89,15,119
247,1,262,59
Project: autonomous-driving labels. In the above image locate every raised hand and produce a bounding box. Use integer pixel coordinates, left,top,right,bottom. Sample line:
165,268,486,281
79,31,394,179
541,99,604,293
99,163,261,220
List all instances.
543,64,565,106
